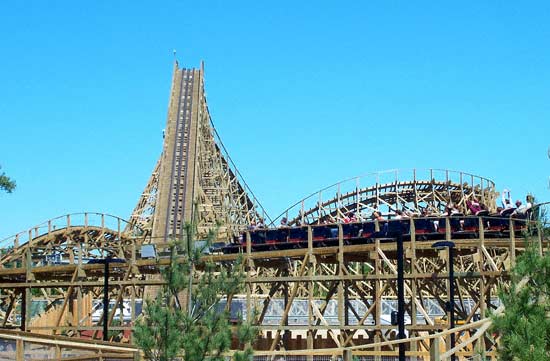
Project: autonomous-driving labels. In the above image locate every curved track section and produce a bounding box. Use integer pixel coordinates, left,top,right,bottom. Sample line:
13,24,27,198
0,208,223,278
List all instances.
275,169,496,226
0,213,143,267
0,213,145,332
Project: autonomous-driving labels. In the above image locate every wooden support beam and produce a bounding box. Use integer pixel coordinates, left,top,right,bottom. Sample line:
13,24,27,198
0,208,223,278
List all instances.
54,268,80,332
268,253,309,351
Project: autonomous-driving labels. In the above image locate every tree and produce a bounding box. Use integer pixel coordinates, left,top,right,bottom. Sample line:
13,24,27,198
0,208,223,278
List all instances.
0,166,16,193
134,222,255,361
491,237,550,360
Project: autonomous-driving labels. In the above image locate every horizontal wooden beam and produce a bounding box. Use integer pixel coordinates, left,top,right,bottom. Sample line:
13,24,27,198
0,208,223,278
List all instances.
0,329,138,352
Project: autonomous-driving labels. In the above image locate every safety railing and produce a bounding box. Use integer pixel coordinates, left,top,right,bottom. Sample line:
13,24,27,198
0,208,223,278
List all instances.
0,212,143,251
271,169,495,227
0,329,138,360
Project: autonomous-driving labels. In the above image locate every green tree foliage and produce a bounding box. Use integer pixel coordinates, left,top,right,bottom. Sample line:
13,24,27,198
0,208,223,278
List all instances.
134,223,255,361
492,240,550,360
0,166,16,193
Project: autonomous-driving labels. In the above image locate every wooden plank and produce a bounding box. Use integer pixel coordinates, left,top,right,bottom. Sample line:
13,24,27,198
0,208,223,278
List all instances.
54,268,79,331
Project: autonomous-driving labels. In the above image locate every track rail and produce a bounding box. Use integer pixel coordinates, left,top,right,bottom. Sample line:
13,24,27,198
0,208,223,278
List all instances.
0,212,142,253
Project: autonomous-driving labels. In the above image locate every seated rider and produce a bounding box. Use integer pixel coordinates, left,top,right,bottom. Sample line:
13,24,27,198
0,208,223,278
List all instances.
501,189,514,209
371,211,387,235
442,203,461,216
512,195,533,218
342,214,351,223
466,199,482,215
371,211,385,221
257,218,266,228
394,209,409,220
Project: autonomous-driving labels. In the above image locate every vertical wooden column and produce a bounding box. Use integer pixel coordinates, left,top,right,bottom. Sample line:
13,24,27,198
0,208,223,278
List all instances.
444,217,452,354
409,218,418,360
429,337,440,361
508,219,516,266
283,276,289,349
537,223,543,256
337,224,345,351
130,239,137,342
478,220,487,355
445,217,451,242
307,226,314,361
245,231,252,330
23,234,33,332
76,287,83,336
373,220,383,357
16,338,24,361
374,237,382,361
67,236,75,333
76,240,84,336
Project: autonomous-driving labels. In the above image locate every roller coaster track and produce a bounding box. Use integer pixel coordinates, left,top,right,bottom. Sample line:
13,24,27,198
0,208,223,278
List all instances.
0,213,143,264
128,62,269,242
275,169,496,226
0,203,546,360
0,214,144,333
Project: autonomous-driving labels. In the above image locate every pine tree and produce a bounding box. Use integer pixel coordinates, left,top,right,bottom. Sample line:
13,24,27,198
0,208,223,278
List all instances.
134,222,255,361
491,236,550,360
0,166,16,193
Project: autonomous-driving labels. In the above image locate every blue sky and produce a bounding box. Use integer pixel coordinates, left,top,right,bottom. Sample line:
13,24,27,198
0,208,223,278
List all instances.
1,1,549,238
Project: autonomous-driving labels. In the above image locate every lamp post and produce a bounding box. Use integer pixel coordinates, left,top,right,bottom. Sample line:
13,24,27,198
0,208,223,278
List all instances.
432,241,456,361
87,257,125,341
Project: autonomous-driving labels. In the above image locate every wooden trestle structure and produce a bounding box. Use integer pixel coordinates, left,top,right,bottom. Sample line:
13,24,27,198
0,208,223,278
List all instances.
0,210,546,359
127,61,268,241
0,61,546,360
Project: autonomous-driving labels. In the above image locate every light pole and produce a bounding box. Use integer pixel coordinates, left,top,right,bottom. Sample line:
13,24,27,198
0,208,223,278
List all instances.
88,257,125,341
432,241,456,361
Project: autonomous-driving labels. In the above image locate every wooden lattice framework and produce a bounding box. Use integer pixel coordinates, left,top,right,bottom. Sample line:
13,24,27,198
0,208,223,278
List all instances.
237,225,544,360
0,201,546,359
127,62,268,241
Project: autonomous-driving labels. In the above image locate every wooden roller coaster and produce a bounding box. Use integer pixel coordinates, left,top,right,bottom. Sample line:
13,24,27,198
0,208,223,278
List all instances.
0,61,547,360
